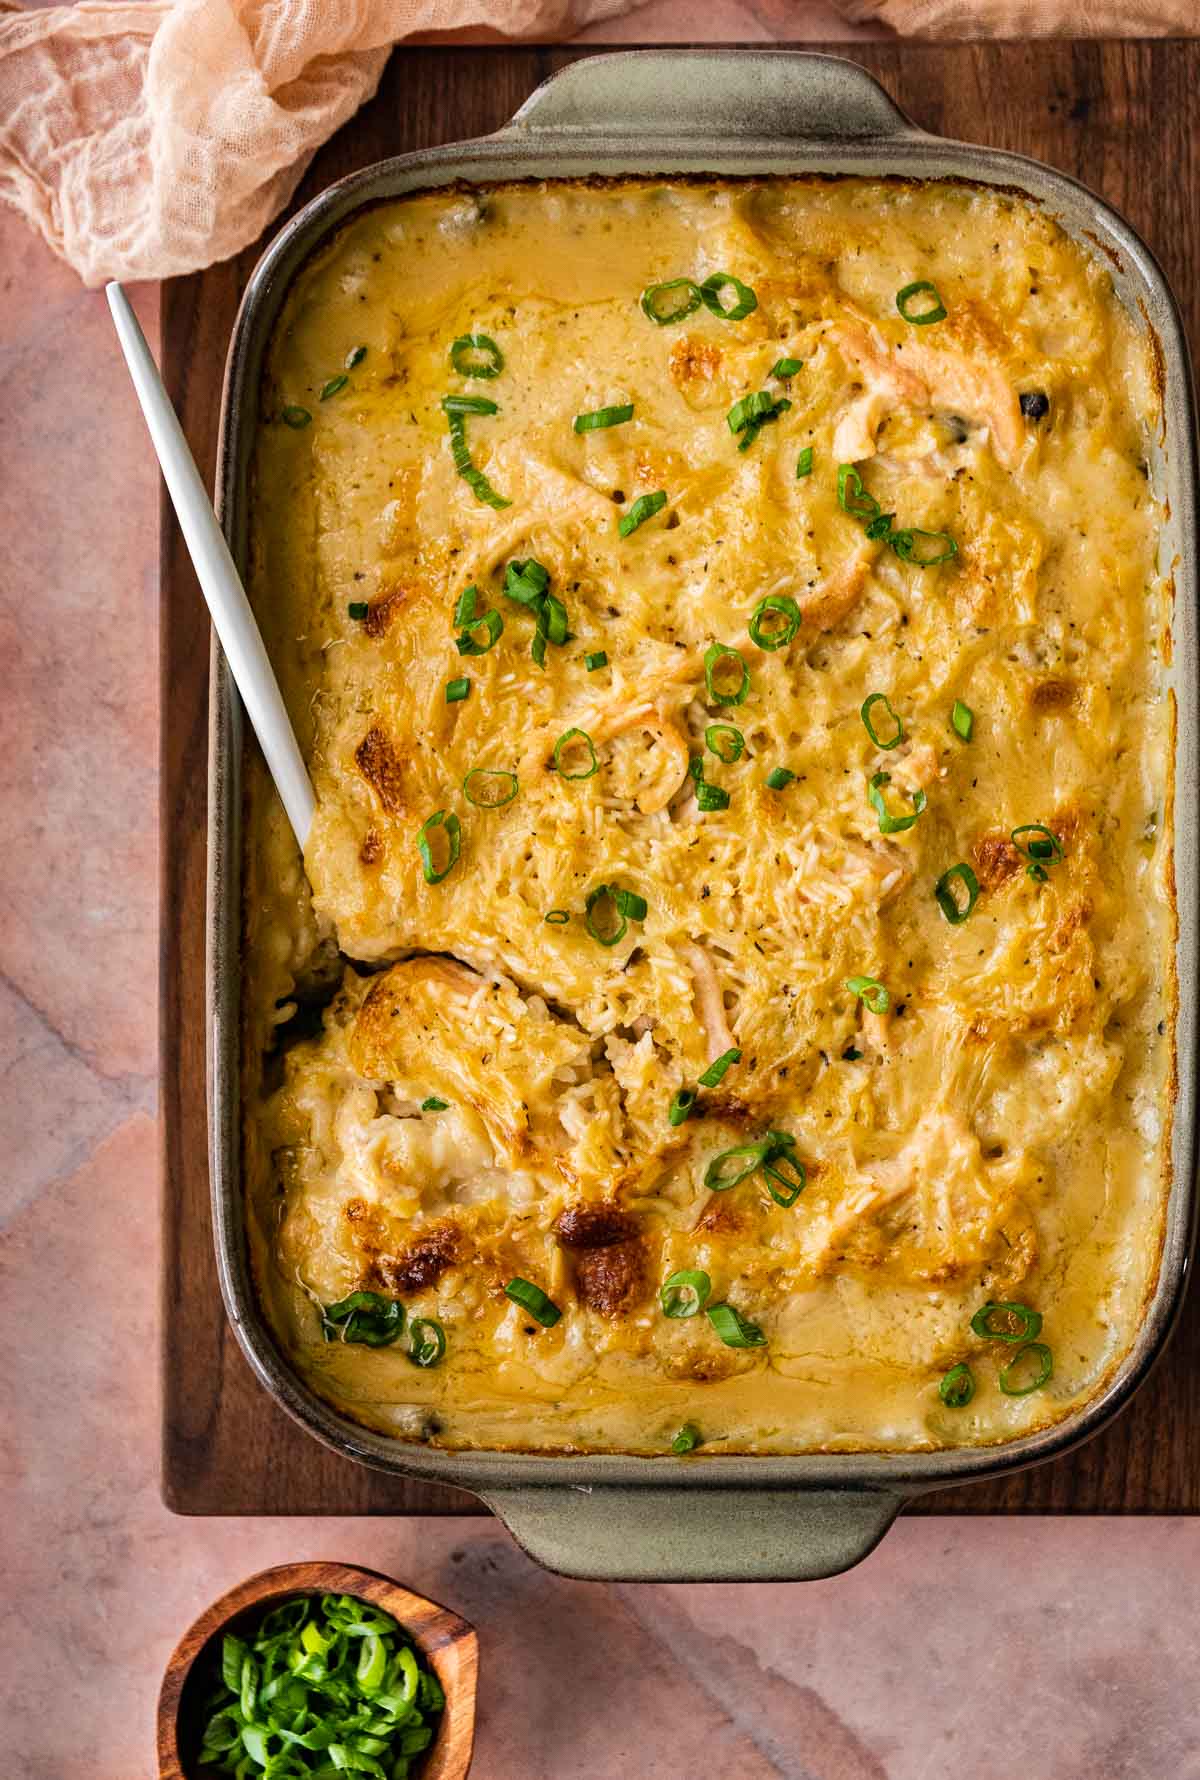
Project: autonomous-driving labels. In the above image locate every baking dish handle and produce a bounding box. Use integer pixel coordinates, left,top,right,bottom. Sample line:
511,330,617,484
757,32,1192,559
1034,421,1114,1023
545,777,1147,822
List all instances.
481,1483,903,1583
503,50,923,142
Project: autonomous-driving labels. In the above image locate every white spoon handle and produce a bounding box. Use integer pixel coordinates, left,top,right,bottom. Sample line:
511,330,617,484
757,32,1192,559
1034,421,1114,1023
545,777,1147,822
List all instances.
106,281,316,849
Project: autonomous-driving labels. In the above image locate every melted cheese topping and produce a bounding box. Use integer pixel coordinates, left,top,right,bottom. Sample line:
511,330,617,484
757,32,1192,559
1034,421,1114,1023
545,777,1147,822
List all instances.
243,178,1173,1455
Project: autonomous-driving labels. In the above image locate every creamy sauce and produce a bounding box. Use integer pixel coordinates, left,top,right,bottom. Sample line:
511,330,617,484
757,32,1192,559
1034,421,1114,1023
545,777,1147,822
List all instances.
243,178,1172,1455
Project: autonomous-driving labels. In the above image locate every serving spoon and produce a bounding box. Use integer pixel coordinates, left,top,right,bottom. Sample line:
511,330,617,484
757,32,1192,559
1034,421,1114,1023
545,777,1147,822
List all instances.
106,281,316,849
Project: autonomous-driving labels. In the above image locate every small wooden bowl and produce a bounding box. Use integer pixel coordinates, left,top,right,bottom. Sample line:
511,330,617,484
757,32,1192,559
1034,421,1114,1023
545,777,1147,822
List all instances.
156,1560,478,1780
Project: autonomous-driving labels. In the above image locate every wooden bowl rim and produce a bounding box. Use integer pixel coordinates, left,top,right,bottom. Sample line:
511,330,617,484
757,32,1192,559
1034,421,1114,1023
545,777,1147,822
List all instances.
155,1560,478,1780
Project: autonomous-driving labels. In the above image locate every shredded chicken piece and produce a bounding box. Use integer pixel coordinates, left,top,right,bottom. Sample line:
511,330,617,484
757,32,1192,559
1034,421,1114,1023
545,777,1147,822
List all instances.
798,541,879,632
888,740,944,793
684,943,735,1063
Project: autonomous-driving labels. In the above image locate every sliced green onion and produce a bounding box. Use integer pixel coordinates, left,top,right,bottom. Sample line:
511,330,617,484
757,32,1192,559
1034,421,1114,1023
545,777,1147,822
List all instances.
796,446,814,478
618,490,668,538
696,780,731,812
575,403,634,432
463,766,518,809
281,404,312,429
640,278,702,325
971,1302,1044,1344
421,1096,449,1111
505,1277,561,1327
450,333,504,379
935,862,980,924
1011,824,1063,865
445,411,510,509
868,770,927,835
544,909,570,925
417,809,461,885
860,692,904,750
728,390,778,434
407,1317,447,1368
705,723,744,764
585,650,609,671
504,557,550,605
322,1291,404,1348
765,766,795,791
771,357,803,378
706,1302,766,1348
554,727,600,781
704,641,750,706
348,600,369,621
445,677,471,704
660,1269,712,1319
441,393,499,416
846,975,889,1015
454,584,479,626
998,1342,1054,1396
748,593,801,651
896,280,948,325
585,882,645,947
703,1132,794,1192
700,272,758,320
345,344,368,370
892,527,958,566
865,511,896,542
357,1630,387,1692
951,698,975,742
939,1362,975,1408
671,1423,703,1454
320,374,349,401
837,463,881,521
698,1047,741,1088
763,1150,807,1208
537,593,569,650
456,607,503,655
669,1087,698,1127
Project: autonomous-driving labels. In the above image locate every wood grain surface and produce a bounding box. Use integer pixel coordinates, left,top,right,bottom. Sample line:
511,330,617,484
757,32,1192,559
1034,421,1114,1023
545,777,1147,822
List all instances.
162,40,1200,1517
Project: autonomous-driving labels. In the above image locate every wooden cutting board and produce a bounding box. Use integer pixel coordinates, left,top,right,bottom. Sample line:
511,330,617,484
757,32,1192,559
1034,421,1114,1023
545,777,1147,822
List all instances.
163,39,1200,1516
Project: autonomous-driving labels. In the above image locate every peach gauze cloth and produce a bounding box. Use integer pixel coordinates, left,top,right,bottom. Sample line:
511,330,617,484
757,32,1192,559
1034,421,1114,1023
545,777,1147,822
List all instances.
1,0,1197,288
0,0,632,286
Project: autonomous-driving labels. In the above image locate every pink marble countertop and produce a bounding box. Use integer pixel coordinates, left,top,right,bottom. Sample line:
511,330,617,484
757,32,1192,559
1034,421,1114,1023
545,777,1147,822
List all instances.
2,20,1199,1779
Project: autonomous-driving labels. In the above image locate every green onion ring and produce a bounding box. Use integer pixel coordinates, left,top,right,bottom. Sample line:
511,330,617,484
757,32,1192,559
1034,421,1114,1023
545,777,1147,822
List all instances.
706,1302,767,1348
971,1301,1044,1344
698,1047,741,1089
281,404,312,429
417,809,461,885
1011,824,1063,864
939,1362,975,1407
585,883,643,947
934,862,980,924
669,1088,697,1127
544,909,570,925
321,1291,405,1348
504,1277,561,1327
456,608,503,655
449,333,504,378
868,770,927,835
837,463,881,520
896,280,948,325
660,1269,712,1319
748,594,802,651
763,1150,807,1208
765,766,795,791
407,1317,447,1368
700,272,758,320
705,723,745,764
998,1342,1054,1396
671,1423,703,1454
640,278,703,325
703,641,750,706
575,403,634,432
845,975,890,1015
463,767,518,809
618,490,668,538
553,727,600,781
860,692,905,750
892,527,958,566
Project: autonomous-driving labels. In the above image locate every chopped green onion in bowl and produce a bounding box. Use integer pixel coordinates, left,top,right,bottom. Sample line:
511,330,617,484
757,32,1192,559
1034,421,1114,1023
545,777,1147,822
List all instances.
196,1591,446,1778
